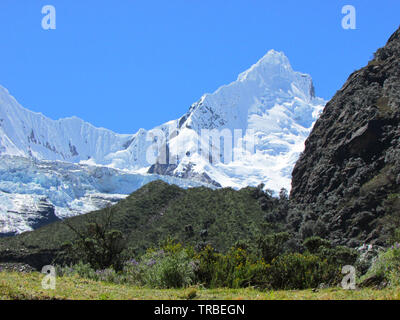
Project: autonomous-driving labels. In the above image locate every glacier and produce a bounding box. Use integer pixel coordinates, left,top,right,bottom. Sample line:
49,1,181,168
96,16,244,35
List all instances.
0,156,211,235
0,49,326,235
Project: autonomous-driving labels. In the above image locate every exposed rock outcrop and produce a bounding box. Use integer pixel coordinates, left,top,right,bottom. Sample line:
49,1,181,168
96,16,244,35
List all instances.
290,26,400,247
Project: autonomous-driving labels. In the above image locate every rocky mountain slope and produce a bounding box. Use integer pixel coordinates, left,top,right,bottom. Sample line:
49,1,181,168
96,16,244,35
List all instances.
290,26,400,247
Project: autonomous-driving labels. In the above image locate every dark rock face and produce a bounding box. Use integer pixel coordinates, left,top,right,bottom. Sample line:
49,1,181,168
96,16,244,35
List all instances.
0,249,57,270
27,199,60,230
290,27,400,247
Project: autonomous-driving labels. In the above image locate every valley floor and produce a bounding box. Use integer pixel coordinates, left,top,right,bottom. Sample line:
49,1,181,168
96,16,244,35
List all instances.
0,271,399,300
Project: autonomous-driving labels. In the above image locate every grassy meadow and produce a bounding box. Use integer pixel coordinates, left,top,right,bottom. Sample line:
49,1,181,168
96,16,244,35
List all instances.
1,271,399,300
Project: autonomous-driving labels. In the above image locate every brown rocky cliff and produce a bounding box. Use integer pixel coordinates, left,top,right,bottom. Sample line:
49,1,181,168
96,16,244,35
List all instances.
289,26,400,247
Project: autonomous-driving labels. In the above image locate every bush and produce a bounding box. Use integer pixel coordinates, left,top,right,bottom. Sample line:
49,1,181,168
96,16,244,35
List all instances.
126,240,196,289
319,245,358,267
193,245,220,287
194,244,269,289
60,207,127,271
212,246,267,288
389,228,400,245
303,236,331,254
267,253,340,290
57,261,95,278
54,237,360,291
362,245,400,286
262,235,358,291
57,262,121,284
144,249,195,288
303,237,358,268
256,232,290,263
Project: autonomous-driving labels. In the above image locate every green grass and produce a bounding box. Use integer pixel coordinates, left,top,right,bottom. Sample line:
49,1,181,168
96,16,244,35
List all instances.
1,271,399,300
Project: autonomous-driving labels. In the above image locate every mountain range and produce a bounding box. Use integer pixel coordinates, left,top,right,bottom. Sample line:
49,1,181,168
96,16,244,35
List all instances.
0,50,325,235
0,25,399,269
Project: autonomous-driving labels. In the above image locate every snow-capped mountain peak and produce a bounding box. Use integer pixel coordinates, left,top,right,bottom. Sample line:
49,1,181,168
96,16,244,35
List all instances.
0,51,325,191
237,50,292,80
0,50,326,234
237,50,314,100
144,51,326,190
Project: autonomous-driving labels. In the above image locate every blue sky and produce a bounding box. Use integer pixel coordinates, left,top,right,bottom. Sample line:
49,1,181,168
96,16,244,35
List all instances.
0,1,399,133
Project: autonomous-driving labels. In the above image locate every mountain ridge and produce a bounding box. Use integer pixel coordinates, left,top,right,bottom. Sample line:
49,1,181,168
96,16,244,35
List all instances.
0,50,325,235
2,27,400,267
0,50,325,191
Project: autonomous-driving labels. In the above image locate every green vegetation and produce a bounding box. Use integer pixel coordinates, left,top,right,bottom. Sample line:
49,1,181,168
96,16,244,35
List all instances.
380,194,400,241
60,206,127,270
360,245,400,287
0,181,287,268
0,241,395,300
1,180,400,299
52,236,358,291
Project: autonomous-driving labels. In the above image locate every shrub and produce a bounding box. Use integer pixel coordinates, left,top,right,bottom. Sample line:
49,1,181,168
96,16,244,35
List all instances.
193,245,220,287
319,245,358,267
57,262,121,284
211,247,252,288
303,237,358,268
267,253,340,290
388,227,400,245
129,240,196,288
60,207,127,271
93,268,120,283
182,288,197,300
256,232,290,263
362,245,400,286
145,250,195,288
303,236,331,254
299,220,316,240
55,237,359,291
194,244,269,289
57,261,95,278
121,258,142,284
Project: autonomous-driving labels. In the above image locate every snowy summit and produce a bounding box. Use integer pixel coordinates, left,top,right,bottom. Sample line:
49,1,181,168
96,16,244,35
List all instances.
0,51,326,234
